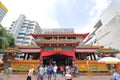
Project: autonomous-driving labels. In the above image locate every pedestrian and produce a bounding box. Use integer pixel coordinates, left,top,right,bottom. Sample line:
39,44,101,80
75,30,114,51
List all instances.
37,65,44,80
65,68,72,80
63,65,65,76
113,69,120,80
60,65,64,76
26,66,34,80
7,66,13,76
53,64,58,80
44,65,48,78
48,64,53,80
71,66,75,77
75,66,78,77
65,65,71,74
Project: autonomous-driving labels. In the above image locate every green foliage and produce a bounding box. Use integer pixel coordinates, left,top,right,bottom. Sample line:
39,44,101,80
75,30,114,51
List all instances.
6,34,16,48
0,26,16,49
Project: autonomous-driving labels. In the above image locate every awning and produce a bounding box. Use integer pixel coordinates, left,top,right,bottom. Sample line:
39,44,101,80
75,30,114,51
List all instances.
75,49,96,53
40,51,56,60
40,51,76,60
20,49,41,53
60,51,76,60
40,51,55,57
60,51,75,57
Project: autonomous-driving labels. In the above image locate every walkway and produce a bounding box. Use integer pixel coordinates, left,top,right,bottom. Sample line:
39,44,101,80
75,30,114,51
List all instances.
0,74,112,80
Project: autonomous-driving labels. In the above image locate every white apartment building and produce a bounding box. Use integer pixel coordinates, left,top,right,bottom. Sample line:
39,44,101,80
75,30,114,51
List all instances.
85,2,120,51
9,14,42,46
0,2,8,24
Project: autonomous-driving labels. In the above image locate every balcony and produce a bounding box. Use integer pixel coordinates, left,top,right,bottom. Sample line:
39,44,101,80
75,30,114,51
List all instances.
36,39,79,44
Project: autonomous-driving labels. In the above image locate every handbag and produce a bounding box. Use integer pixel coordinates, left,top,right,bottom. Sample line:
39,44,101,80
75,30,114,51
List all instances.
26,76,31,80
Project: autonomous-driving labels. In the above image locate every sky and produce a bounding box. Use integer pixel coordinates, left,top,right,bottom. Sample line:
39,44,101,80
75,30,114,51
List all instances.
1,0,120,33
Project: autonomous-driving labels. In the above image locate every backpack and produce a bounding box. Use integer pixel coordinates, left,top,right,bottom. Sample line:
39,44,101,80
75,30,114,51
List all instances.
48,65,53,73
71,67,75,73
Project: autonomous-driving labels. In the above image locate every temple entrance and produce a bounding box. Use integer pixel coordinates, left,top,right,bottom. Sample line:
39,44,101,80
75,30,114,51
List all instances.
43,54,72,66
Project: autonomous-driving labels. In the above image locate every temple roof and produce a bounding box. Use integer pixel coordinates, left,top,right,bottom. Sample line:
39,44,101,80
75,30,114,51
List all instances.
0,48,21,53
31,33,89,39
96,48,119,54
76,45,103,49
17,46,40,49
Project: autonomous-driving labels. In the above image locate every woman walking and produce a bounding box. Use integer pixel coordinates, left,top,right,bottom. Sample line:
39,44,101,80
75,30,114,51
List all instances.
26,67,34,80
37,65,44,80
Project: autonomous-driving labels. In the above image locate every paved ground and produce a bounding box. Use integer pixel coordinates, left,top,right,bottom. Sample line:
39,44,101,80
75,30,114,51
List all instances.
0,74,113,80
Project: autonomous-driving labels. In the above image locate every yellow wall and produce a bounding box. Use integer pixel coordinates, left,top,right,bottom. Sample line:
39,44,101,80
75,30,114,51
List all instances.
0,2,8,12
11,60,39,71
76,60,108,72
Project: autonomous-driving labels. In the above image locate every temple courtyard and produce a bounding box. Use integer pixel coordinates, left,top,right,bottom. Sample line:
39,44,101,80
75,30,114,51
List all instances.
0,74,112,80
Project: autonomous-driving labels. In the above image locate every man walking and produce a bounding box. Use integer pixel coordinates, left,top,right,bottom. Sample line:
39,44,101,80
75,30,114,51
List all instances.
53,64,58,80
48,64,53,80
37,65,44,80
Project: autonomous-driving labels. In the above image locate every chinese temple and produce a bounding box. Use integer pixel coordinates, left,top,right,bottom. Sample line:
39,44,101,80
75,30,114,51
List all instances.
31,32,89,65
1,29,120,75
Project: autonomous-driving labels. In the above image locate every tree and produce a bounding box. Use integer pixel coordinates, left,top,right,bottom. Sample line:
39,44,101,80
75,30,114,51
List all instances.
6,33,16,48
0,26,16,49
0,27,9,49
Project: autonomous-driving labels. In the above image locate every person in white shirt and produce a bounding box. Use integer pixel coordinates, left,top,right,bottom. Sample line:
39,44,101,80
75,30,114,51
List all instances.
53,64,58,80
37,65,44,80
27,67,34,80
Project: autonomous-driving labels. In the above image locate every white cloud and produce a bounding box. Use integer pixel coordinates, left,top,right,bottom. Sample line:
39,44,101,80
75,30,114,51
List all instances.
39,18,60,29
1,0,60,29
95,0,110,9
75,22,95,34
89,0,111,17
85,0,111,34
1,0,113,33
57,0,70,8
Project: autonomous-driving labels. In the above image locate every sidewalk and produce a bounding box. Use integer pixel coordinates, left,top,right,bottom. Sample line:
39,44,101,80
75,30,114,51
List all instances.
0,74,112,80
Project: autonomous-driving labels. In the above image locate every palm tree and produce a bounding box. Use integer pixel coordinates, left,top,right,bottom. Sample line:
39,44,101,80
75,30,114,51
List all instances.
0,27,9,49
0,26,16,49
6,33,16,48
0,26,17,68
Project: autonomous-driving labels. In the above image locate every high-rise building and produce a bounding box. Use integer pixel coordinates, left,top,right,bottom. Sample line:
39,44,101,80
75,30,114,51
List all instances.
85,2,120,51
0,2,8,24
9,14,42,46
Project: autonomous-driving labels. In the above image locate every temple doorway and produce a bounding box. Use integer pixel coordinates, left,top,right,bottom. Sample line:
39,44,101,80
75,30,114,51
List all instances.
43,54,72,66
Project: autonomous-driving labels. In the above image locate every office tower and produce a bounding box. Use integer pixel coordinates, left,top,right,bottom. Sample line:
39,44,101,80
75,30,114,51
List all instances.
0,2,8,24
9,14,42,46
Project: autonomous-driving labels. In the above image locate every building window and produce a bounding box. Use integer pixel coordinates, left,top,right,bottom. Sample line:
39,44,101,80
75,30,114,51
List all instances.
17,37,25,39
94,40,96,44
